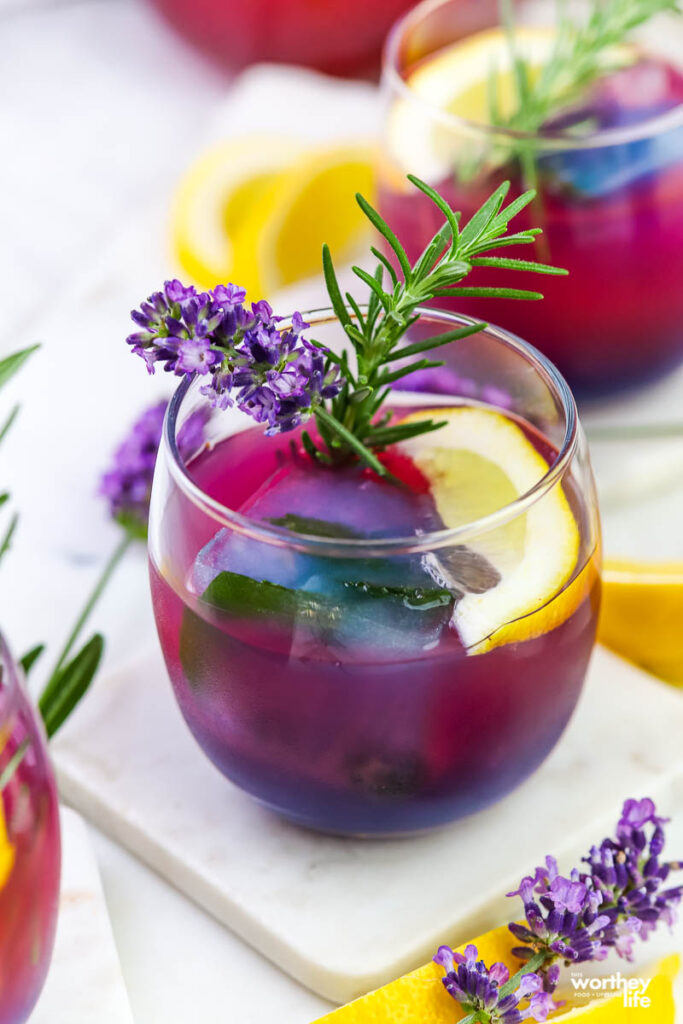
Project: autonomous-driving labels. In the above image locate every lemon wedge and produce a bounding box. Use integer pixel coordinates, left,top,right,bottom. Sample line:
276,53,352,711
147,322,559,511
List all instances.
312,922,680,1023
171,135,306,293
171,137,375,297
399,407,582,652
0,796,15,891
599,558,683,685
255,145,376,294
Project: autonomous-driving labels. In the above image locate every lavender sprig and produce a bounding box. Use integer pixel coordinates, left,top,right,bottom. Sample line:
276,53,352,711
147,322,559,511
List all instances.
128,286,343,437
434,944,560,1023
127,177,565,477
434,798,682,1023
99,399,168,540
0,346,39,570
508,797,682,970
38,399,175,738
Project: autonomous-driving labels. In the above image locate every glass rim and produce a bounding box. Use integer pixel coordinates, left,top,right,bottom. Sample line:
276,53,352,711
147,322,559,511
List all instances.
382,0,683,152
0,631,21,720
163,306,579,558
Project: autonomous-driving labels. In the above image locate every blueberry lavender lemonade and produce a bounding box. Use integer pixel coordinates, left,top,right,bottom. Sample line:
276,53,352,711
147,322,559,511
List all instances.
0,637,60,1024
133,180,600,835
380,0,683,396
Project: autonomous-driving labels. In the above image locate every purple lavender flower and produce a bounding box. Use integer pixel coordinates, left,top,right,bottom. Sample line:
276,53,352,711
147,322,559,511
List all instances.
99,400,167,538
507,856,611,966
434,944,560,1022
127,280,344,435
127,281,224,375
176,336,221,375
507,798,682,970
582,798,683,957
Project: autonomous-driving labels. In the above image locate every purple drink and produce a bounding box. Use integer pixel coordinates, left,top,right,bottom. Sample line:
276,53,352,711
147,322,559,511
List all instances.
380,1,683,396
148,310,600,836
0,636,60,1024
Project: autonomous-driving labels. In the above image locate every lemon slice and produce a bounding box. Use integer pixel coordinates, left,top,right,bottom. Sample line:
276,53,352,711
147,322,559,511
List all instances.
386,26,631,181
171,137,375,297
171,135,306,293
599,558,683,685
0,796,15,891
255,144,376,294
312,921,680,1023
399,407,581,652
387,27,556,181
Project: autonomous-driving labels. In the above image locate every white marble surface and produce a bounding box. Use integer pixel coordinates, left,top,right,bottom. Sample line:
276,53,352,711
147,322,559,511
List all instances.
31,807,134,1023
91,826,333,1023
53,644,683,1003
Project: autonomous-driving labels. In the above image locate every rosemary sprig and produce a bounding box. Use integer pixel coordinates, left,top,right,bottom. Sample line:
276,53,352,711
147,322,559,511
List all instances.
487,0,682,180
305,175,566,474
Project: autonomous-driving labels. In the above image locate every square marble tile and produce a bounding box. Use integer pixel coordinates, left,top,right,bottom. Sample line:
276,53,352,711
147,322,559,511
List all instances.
53,645,683,1003
31,807,134,1023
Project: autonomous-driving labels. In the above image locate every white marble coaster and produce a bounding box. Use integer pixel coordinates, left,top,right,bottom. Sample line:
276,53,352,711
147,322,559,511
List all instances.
53,646,683,1004
31,807,134,1024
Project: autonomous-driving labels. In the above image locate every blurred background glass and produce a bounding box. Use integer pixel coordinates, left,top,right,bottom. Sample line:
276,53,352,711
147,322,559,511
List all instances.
378,0,683,397
0,634,60,1024
146,0,428,77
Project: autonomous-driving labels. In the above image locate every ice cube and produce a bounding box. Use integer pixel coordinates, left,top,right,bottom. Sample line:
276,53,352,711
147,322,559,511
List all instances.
190,462,454,657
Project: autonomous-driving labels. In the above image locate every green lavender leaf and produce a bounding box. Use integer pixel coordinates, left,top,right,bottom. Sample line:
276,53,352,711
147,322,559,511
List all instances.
0,406,19,449
0,345,39,392
0,513,18,566
39,633,104,739
20,644,45,676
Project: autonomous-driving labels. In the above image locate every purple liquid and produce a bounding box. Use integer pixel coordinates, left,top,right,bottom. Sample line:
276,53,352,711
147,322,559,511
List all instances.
0,672,60,1024
151,417,599,835
380,57,683,396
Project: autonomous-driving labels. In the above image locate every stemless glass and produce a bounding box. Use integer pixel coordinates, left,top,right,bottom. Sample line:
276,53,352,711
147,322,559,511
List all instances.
0,633,60,1024
148,309,601,837
379,0,683,396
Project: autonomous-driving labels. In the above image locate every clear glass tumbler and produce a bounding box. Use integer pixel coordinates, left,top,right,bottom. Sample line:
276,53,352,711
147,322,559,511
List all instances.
148,309,601,836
